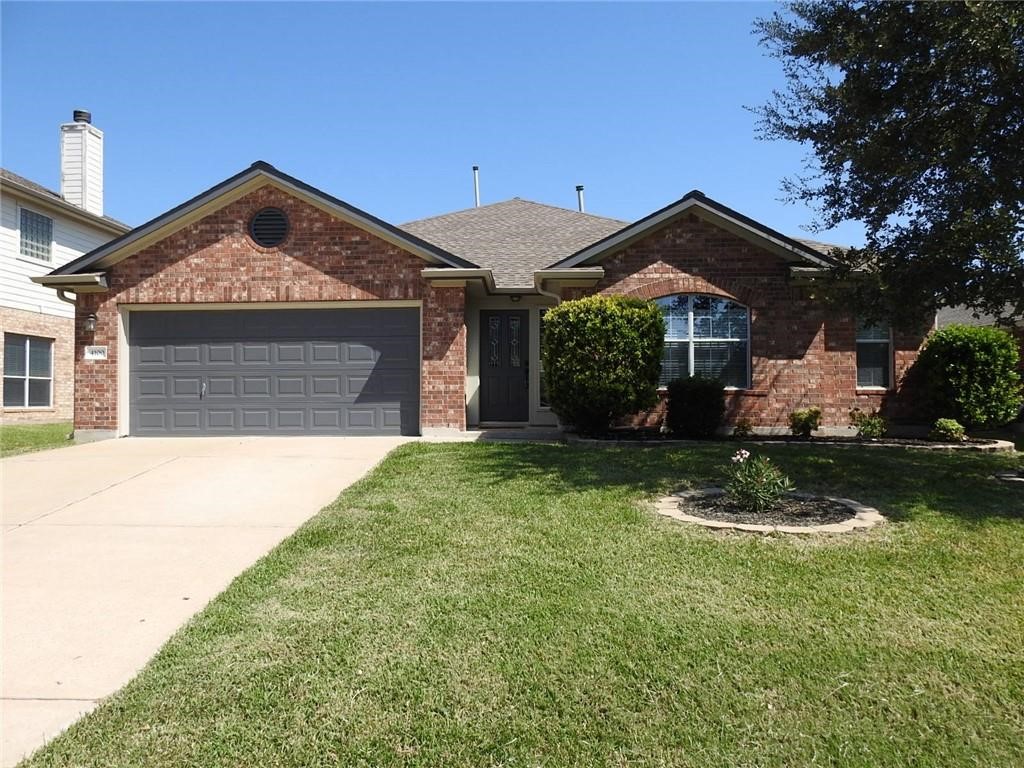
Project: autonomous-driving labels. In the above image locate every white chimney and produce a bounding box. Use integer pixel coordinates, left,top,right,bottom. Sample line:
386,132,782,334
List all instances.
60,110,104,217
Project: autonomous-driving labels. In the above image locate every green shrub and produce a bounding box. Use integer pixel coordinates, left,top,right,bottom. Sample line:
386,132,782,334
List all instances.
726,449,795,514
665,376,726,438
929,418,967,443
541,295,664,435
849,408,887,439
732,418,754,439
916,324,1022,428
788,407,822,438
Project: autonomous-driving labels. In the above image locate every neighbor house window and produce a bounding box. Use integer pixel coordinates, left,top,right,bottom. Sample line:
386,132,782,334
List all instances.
19,208,53,262
856,321,891,388
657,295,749,388
3,334,53,408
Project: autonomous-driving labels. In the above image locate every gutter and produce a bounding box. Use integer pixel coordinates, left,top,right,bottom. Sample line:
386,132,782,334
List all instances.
534,268,605,301
421,267,497,293
31,272,109,293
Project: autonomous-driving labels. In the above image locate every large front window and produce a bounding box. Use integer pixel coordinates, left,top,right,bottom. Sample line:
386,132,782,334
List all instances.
657,295,749,388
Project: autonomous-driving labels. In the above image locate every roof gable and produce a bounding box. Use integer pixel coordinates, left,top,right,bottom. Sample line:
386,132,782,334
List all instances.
50,162,474,276
552,190,842,270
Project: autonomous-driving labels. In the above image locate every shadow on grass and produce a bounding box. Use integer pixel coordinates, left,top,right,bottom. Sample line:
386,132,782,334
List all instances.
428,441,1023,524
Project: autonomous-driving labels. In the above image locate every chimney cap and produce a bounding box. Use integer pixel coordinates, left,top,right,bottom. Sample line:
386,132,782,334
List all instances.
72,109,92,124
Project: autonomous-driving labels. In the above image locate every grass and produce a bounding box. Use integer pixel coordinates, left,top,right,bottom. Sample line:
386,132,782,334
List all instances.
24,442,1024,767
0,421,72,458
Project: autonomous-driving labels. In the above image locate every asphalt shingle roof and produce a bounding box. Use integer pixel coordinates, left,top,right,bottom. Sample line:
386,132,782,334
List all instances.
402,199,627,289
791,237,847,258
0,167,130,230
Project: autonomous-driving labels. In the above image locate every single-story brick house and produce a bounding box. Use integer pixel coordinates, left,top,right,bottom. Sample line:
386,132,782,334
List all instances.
35,162,928,440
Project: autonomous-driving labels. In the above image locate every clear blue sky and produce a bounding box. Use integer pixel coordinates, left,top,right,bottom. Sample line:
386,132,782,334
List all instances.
1,1,864,245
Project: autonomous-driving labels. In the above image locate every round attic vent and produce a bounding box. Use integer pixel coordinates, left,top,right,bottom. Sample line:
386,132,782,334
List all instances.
249,207,289,247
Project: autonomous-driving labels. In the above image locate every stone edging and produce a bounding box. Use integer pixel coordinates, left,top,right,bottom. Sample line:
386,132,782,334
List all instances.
568,435,1015,452
654,488,886,534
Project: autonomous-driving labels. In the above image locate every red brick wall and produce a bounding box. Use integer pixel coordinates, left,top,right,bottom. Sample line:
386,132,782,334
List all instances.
74,184,466,432
567,212,928,429
1,307,74,423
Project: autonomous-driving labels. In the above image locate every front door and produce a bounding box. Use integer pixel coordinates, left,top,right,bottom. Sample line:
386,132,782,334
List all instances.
479,309,529,422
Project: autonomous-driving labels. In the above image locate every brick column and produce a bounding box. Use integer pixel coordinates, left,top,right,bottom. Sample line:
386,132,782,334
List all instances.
420,285,467,432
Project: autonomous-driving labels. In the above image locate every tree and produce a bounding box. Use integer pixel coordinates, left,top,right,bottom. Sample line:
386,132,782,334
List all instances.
754,1,1024,325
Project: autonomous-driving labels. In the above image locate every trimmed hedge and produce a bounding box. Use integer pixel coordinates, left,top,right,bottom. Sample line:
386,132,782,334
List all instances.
665,376,726,438
541,295,664,435
916,324,1022,428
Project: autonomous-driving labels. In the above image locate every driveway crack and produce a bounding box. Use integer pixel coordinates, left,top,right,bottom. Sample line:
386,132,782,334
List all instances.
8,457,182,530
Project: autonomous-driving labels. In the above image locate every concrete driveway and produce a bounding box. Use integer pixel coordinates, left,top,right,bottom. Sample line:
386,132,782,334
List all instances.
1,435,408,766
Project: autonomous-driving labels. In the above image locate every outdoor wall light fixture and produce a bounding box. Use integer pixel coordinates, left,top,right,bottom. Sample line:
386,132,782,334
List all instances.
84,313,98,334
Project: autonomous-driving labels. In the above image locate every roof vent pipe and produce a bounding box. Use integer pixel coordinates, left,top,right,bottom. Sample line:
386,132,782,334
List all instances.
576,185,585,213
473,165,480,207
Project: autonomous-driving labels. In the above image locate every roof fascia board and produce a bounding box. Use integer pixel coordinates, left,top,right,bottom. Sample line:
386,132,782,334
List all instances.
555,195,835,269
50,163,474,277
3,180,129,235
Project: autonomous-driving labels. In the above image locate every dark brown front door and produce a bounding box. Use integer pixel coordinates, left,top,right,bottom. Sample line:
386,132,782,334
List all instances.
480,309,529,422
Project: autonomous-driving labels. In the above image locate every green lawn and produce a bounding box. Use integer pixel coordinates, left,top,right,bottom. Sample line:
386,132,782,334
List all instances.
0,421,72,458
25,443,1024,767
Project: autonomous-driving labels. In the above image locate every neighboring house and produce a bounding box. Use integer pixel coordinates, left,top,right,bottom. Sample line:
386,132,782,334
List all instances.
1,111,129,423
34,162,928,440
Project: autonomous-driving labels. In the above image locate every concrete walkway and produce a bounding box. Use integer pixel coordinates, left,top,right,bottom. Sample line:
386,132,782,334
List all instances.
1,435,408,766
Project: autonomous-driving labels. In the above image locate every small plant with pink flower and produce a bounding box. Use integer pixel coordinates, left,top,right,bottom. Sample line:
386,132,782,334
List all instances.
726,449,795,514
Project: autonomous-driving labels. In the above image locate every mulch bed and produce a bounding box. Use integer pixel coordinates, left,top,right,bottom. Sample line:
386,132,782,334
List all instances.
682,495,855,527
587,428,997,447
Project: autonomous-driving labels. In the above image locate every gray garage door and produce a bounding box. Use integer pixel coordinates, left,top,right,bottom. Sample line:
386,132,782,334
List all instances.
129,308,419,435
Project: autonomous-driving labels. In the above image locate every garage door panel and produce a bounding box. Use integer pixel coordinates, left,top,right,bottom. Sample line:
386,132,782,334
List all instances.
137,346,167,365
206,410,236,429
173,411,201,430
206,376,236,397
208,344,235,364
276,343,305,364
130,308,420,435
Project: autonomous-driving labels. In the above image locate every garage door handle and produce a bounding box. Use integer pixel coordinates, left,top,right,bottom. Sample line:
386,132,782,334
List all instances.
200,381,207,399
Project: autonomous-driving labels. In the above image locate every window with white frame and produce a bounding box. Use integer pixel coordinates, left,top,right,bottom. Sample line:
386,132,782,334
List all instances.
856,320,891,388
3,334,53,408
19,208,53,262
657,295,750,388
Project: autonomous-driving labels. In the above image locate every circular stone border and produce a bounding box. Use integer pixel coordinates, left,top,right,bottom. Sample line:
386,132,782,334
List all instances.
654,488,886,534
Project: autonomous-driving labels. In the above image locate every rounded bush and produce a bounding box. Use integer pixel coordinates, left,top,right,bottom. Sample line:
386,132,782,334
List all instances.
929,417,967,443
916,325,1022,428
788,407,822,438
849,408,887,439
666,376,726,438
541,295,664,435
